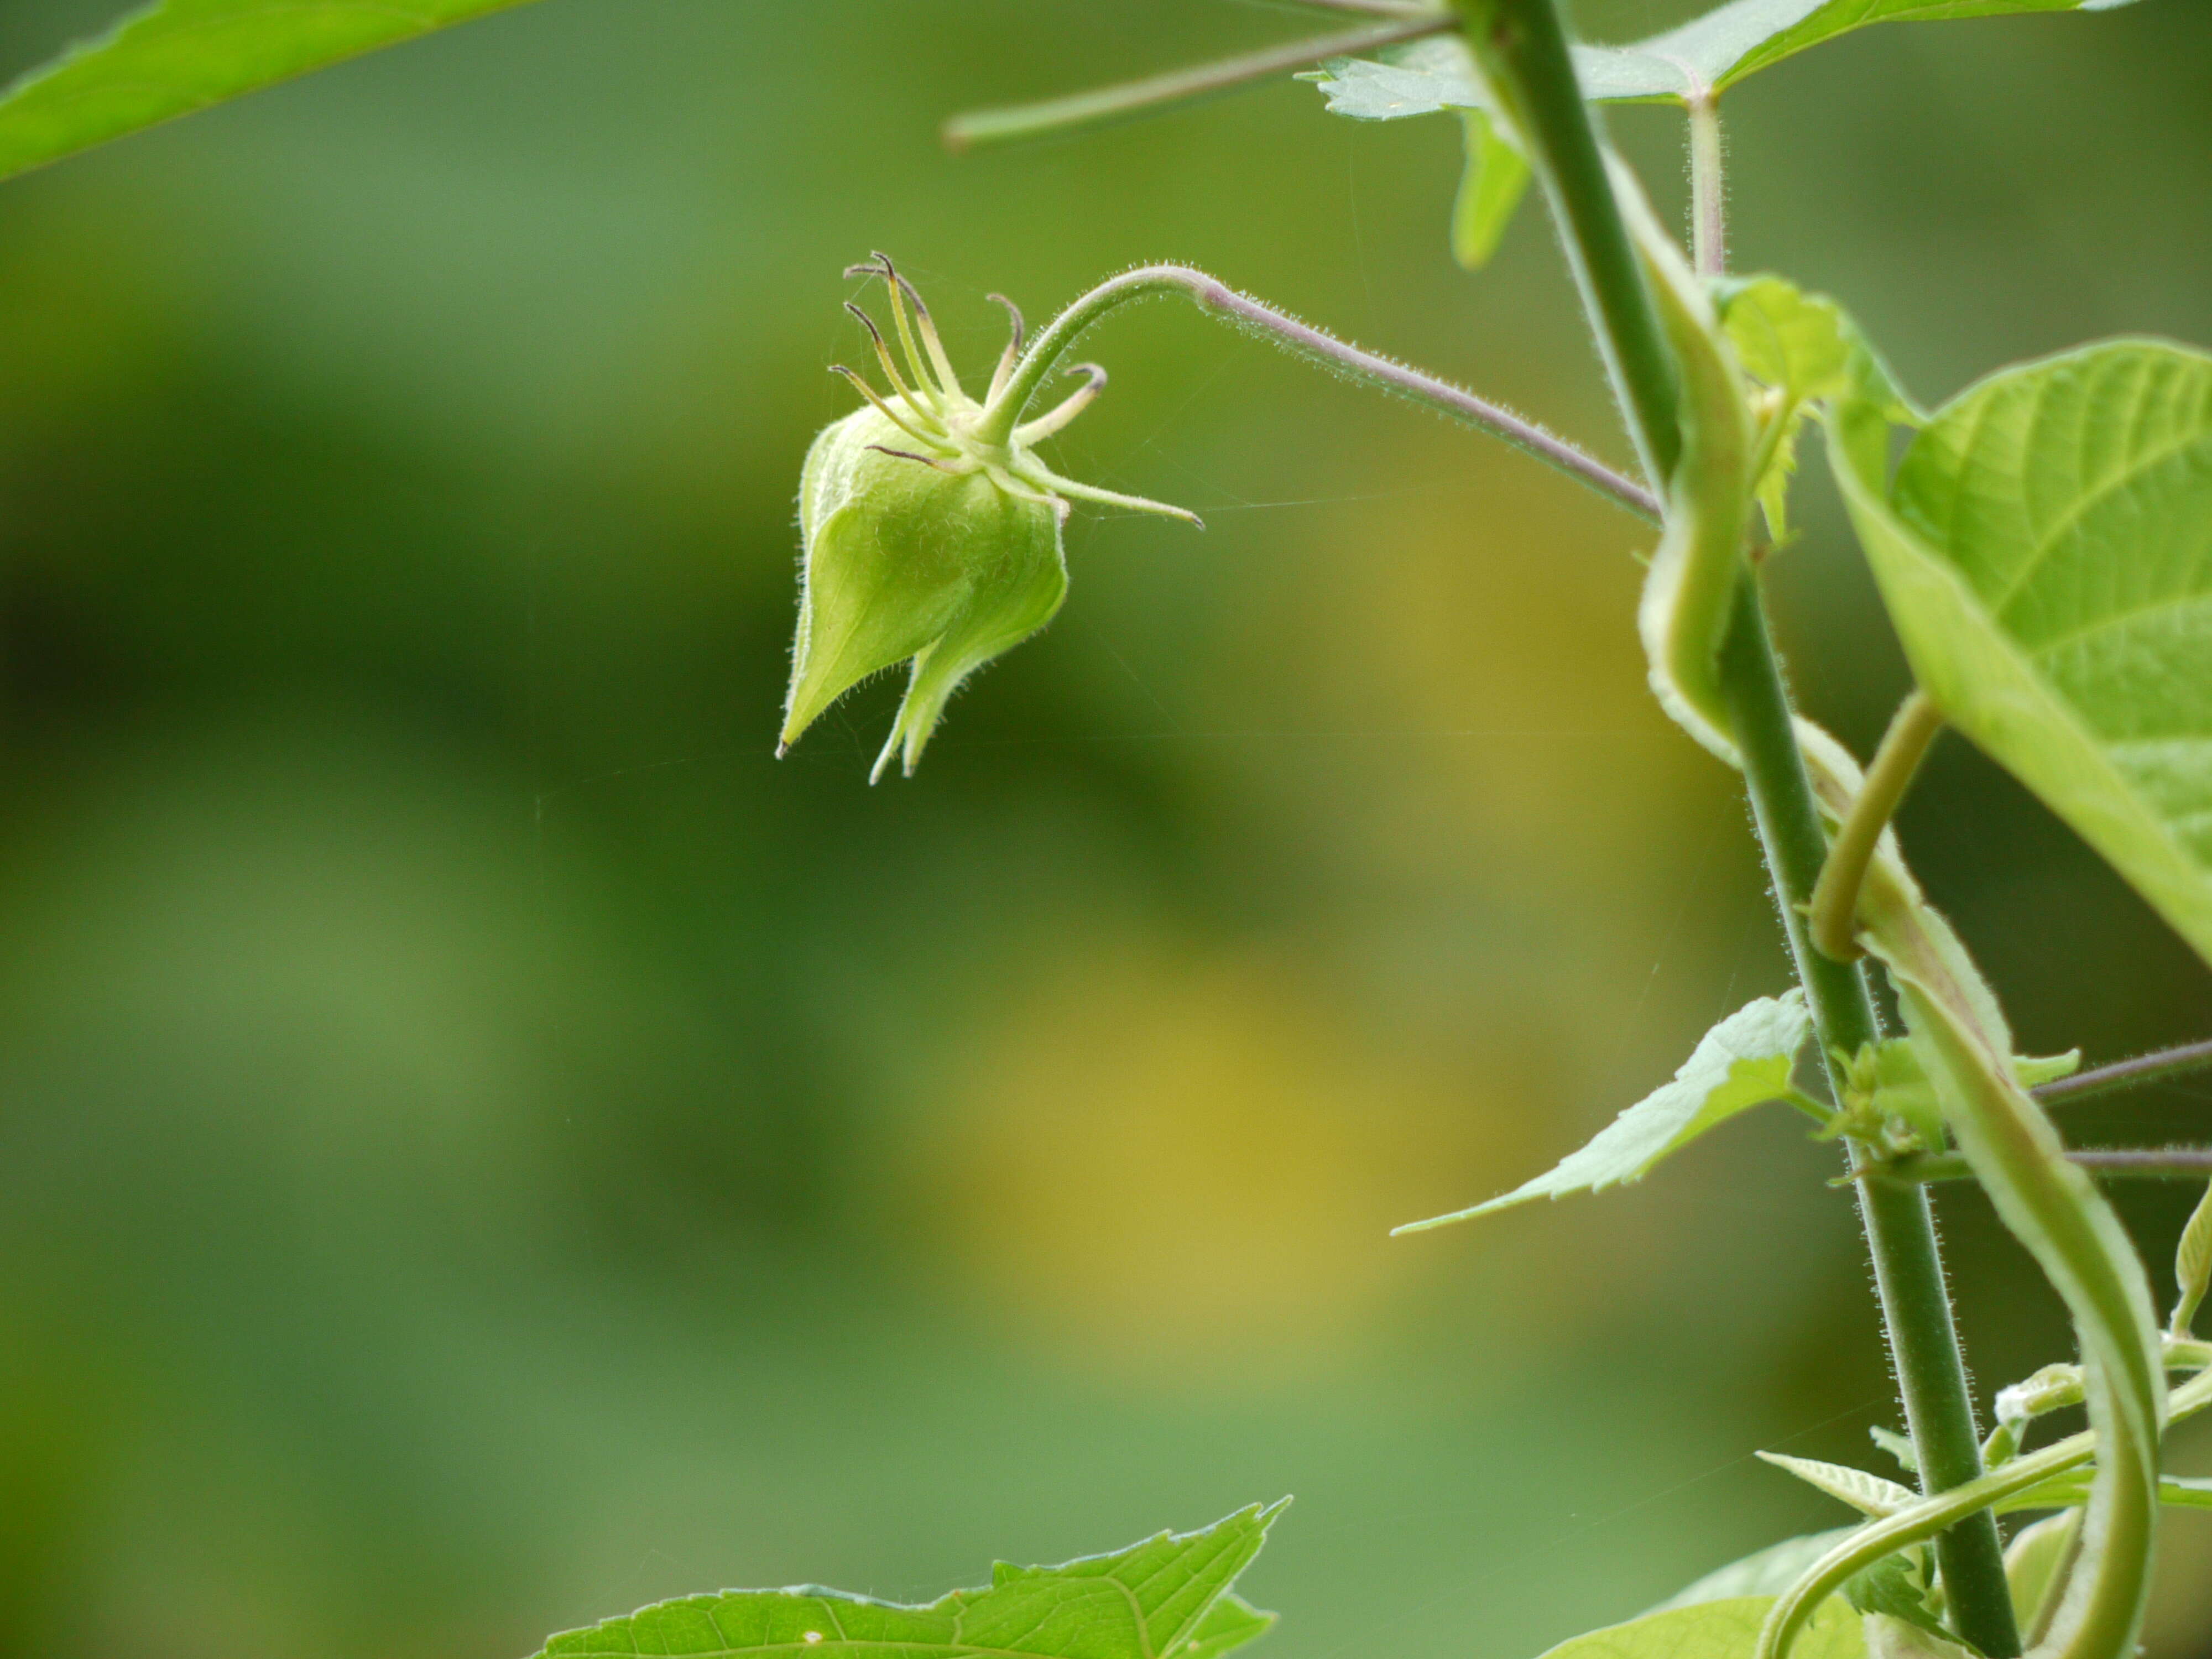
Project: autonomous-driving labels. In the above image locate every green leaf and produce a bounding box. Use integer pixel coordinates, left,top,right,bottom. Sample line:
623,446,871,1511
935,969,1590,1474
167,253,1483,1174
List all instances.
1395,990,1807,1231
1534,1595,1865,1659
2003,1512,2077,1637
2175,1178,2212,1334
1753,422,1804,546
1848,1037,2073,1146
1790,723,2166,1659
1868,1428,1918,1477
1616,160,1760,764
2013,1050,2082,1089
1714,276,1917,545
1999,1473,2212,1513
1635,0,2141,97
1858,1616,1973,1659
0,0,546,185
531,1504,1286,1659
1857,1038,1947,1145
1450,109,1530,271
1717,277,1916,418
1180,1597,1275,1659
1842,1552,1950,1648
1759,1453,1917,1519
1655,1532,1860,1613
1307,0,2138,126
1829,339,2212,971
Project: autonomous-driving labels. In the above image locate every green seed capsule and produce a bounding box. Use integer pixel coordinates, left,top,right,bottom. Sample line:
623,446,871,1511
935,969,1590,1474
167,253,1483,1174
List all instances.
786,405,1068,780
778,256,1198,781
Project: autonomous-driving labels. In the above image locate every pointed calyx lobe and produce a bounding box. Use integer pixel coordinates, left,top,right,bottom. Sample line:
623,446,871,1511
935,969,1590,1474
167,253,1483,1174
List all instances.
781,257,1198,781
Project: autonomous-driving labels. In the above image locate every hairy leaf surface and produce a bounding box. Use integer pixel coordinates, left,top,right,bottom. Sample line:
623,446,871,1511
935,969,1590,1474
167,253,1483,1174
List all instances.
533,1505,1285,1659
1830,340,2212,969
0,0,545,182
1397,992,1806,1230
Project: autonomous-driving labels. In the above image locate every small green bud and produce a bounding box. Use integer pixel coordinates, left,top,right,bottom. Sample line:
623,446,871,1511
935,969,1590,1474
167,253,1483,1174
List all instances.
779,256,1199,781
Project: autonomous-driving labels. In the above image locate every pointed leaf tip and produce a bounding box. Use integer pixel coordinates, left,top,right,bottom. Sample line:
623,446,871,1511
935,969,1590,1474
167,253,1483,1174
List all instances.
1757,1451,1917,1519
1396,991,1809,1233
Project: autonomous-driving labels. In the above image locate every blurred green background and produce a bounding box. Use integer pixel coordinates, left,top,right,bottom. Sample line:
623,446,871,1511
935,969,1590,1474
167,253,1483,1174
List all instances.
1,2,2209,1655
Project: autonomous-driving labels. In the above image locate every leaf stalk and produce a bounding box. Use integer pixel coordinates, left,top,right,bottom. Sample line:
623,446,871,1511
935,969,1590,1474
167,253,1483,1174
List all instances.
974,263,1660,520
942,16,1457,152
2037,1037,2212,1109
1809,690,1945,963
1866,1148,2212,1185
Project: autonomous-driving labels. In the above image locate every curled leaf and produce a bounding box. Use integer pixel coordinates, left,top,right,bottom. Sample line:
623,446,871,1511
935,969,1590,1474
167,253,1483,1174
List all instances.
1611,158,1759,764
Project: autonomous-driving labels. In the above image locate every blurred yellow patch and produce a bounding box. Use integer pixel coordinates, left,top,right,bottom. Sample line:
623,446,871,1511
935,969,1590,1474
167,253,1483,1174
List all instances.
901,931,1543,1378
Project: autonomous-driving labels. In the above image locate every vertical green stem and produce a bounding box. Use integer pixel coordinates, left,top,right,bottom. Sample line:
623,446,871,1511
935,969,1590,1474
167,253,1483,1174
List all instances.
1451,2,2022,1648
1717,586,2021,1657
1453,0,1679,487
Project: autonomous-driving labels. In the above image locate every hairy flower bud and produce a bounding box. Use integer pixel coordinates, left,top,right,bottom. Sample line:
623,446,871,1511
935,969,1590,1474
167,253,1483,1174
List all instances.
778,256,1198,781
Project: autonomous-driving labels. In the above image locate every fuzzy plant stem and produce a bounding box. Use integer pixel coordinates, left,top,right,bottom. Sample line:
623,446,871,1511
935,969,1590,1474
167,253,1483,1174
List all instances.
1686,91,1726,279
1451,1,2022,1649
976,264,1661,521
1715,593,2022,1658
2038,1036,2212,1108
1885,1149,2212,1185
